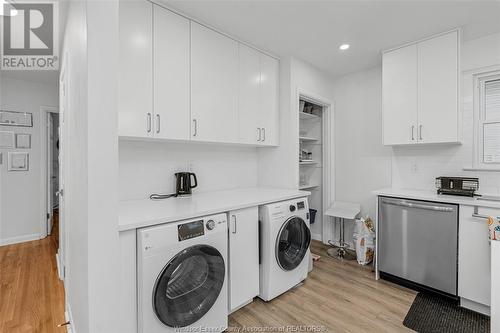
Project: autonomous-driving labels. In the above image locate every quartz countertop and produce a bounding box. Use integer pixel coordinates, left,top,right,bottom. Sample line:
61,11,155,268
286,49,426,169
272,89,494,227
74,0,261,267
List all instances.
119,187,311,231
374,188,500,209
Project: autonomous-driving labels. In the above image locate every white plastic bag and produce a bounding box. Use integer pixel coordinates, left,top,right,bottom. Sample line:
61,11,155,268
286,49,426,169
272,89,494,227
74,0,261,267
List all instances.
353,217,375,265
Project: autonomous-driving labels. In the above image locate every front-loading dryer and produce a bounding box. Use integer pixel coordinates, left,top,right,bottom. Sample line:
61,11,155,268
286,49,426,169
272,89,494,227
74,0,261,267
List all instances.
137,213,228,333
259,198,311,301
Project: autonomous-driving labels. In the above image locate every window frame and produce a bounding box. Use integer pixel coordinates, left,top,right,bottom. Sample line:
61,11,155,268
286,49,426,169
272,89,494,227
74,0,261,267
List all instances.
473,69,500,170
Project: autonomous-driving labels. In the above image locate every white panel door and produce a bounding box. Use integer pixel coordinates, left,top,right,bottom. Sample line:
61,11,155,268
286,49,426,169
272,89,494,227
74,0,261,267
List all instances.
191,22,239,143
238,44,261,144
458,205,497,307
228,207,259,312
118,0,153,137
417,31,458,143
260,54,279,146
153,5,190,140
382,44,418,145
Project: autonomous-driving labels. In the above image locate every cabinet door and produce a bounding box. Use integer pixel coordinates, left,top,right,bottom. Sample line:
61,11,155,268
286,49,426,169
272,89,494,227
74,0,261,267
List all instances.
382,44,418,145
417,31,458,143
153,6,190,140
191,22,239,143
458,205,496,306
260,54,279,146
118,0,153,137
238,44,261,144
228,207,259,312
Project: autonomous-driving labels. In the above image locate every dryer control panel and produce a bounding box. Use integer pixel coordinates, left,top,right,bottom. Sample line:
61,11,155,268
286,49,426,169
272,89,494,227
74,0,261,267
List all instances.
178,220,204,241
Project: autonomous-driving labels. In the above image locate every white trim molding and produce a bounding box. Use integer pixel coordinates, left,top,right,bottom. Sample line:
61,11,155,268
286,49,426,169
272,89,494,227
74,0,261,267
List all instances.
296,87,335,245
0,233,40,246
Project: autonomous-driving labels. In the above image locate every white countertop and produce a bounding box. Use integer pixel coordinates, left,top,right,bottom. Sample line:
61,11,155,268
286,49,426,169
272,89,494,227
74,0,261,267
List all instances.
374,188,500,209
119,187,311,231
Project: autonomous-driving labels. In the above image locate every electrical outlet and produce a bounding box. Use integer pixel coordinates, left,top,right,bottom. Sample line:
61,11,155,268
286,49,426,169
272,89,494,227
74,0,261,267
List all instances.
411,162,418,174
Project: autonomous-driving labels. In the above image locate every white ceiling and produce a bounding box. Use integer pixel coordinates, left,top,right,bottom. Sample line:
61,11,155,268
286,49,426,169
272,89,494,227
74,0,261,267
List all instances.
163,0,500,78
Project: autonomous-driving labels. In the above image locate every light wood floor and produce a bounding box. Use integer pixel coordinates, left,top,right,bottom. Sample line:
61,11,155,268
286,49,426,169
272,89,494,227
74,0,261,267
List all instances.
0,214,66,333
0,234,415,333
229,241,417,333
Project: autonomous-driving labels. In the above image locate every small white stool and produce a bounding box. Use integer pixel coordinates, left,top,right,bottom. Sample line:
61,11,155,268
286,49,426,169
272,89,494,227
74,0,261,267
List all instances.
325,201,361,260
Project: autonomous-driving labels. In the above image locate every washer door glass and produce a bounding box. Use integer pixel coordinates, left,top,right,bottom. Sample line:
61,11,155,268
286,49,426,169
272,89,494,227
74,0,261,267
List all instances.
276,216,311,271
153,245,225,328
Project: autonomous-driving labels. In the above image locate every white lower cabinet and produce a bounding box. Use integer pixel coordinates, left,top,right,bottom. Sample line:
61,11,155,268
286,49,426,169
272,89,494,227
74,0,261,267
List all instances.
458,205,498,312
228,207,259,312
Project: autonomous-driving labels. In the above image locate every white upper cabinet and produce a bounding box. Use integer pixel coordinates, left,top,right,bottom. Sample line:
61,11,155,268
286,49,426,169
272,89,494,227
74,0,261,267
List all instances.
238,44,261,144
191,22,239,143
418,32,458,144
382,30,459,145
153,5,190,140
383,44,418,145
260,54,279,146
118,1,279,146
118,0,153,138
238,45,280,146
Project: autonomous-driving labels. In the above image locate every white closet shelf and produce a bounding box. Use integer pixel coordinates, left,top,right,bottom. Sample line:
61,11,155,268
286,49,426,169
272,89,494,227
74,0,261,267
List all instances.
299,136,319,142
299,184,320,190
299,160,318,165
299,112,320,120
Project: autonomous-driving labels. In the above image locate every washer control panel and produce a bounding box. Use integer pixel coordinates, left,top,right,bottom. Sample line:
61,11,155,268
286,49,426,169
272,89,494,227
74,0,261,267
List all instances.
178,220,204,241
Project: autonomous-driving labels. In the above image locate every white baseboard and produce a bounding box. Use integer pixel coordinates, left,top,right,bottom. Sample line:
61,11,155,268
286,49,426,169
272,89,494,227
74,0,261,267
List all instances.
311,233,322,241
66,304,76,333
460,298,490,316
56,252,64,281
0,233,40,246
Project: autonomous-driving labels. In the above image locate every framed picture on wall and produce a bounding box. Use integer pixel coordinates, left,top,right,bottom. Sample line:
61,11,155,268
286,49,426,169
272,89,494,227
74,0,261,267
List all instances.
8,152,29,171
0,110,33,127
15,133,31,149
0,131,15,148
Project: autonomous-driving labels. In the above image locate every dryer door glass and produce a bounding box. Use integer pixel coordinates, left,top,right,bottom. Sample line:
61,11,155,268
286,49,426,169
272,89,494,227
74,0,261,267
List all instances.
153,245,225,327
276,216,311,271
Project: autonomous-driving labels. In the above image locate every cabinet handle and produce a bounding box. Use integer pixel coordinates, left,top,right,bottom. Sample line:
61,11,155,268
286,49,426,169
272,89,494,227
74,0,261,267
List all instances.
232,215,237,234
411,125,415,141
262,128,266,142
257,128,261,142
156,114,160,134
472,206,500,220
147,113,152,133
419,125,423,140
193,119,197,137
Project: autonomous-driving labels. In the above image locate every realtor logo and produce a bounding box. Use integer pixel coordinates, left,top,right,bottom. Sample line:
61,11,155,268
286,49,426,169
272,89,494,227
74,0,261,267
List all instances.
1,1,59,70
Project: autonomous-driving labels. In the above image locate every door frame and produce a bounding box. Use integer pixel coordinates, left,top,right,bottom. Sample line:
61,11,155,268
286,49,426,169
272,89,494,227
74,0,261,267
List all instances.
40,105,59,238
296,87,334,244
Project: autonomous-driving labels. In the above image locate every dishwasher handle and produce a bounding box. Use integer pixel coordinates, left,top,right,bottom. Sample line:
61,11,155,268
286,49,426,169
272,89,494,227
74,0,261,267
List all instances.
381,199,455,212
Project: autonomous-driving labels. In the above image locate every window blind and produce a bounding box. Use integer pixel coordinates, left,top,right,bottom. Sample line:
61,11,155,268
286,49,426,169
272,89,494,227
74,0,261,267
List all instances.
485,79,500,120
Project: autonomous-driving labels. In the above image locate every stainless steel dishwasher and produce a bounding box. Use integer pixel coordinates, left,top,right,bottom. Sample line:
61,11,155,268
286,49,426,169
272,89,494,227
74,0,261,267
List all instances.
378,196,458,296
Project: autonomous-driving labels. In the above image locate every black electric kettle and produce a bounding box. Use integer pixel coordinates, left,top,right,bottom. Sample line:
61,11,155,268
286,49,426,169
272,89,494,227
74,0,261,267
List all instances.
175,172,198,196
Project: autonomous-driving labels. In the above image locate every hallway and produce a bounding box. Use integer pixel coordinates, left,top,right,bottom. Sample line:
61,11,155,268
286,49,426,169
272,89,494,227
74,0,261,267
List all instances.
0,222,65,333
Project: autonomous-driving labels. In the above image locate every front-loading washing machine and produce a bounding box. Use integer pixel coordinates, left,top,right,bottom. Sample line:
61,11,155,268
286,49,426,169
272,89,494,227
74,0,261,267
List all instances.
137,213,228,333
259,197,311,301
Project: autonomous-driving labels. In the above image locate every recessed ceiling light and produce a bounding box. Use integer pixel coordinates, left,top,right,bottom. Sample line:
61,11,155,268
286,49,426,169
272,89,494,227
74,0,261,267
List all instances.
339,44,350,51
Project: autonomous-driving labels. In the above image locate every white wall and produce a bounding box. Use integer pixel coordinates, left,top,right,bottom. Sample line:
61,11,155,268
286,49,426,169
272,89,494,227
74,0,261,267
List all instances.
0,77,58,245
258,56,336,241
61,1,89,331
86,1,122,331
119,141,258,200
332,67,393,220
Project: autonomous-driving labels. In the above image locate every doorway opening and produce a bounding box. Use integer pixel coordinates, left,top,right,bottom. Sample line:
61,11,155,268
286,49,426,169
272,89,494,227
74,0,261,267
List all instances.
41,107,60,242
